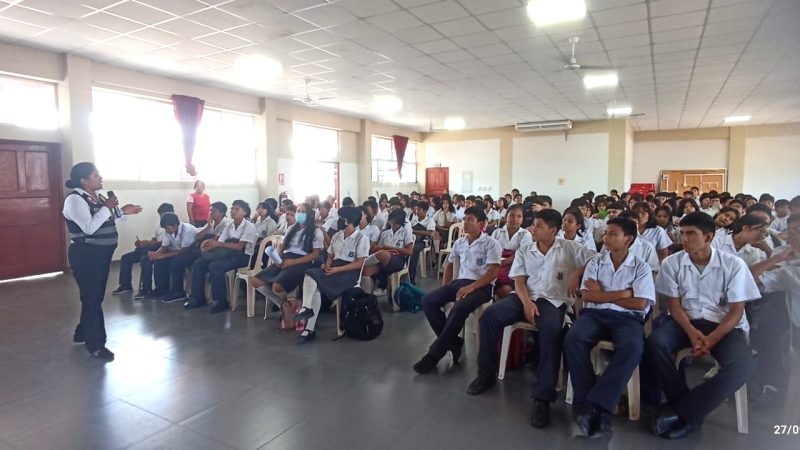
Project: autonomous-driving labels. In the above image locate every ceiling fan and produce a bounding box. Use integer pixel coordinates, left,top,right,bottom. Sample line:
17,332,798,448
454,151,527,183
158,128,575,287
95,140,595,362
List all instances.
293,78,335,107
562,37,615,72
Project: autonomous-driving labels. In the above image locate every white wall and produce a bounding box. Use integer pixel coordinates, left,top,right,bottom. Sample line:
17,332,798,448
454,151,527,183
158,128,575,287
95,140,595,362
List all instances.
632,139,729,185
512,133,609,211
743,135,800,200
424,139,500,197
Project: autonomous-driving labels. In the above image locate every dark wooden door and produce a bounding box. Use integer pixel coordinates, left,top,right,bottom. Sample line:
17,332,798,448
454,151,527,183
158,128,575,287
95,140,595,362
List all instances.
0,140,65,280
426,167,449,196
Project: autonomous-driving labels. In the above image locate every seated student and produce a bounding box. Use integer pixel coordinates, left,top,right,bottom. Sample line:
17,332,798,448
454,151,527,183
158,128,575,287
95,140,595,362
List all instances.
293,206,370,343
558,208,597,251
491,204,532,298
252,203,323,308
254,200,280,239
746,203,778,253
341,196,355,208
433,196,456,241
758,193,775,211
573,199,599,241
141,212,199,303
113,202,173,295
357,205,381,252
632,203,672,261
655,205,680,247
564,217,656,437
408,201,436,283
712,206,740,233
614,210,661,273
676,198,699,224
363,209,415,289
317,201,339,236
194,201,232,242
770,199,790,244
682,190,693,200
744,196,758,209
483,196,501,229
453,194,466,220
496,197,509,224
413,206,501,374
185,200,258,313
363,200,384,232
467,210,596,429
514,193,523,205
646,212,759,440
540,195,553,210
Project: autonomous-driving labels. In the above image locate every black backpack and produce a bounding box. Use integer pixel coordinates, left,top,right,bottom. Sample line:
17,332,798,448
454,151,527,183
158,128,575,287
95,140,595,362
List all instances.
337,288,383,340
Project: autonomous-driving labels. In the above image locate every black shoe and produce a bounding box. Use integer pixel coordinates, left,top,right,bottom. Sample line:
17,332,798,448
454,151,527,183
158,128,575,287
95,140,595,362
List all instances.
161,292,187,304
293,307,315,322
209,300,229,313
450,337,464,365
467,374,496,395
88,347,115,361
590,411,612,439
72,331,85,343
412,354,439,374
134,290,151,300
146,289,168,300
531,400,551,428
572,404,595,438
664,420,700,440
112,286,133,295
298,329,316,344
184,299,206,310
651,408,681,436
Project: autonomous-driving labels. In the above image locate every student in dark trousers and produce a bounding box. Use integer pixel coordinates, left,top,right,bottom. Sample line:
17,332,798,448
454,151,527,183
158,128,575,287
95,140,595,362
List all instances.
62,162,142,361
646,212,759,440
564,217,656,438
141,212,200,304
112,202,173,294
413,206,501,374
408,201,436,283
467,209,596,430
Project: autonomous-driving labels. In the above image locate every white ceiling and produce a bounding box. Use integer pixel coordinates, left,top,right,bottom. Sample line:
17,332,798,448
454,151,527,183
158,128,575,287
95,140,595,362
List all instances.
0,0,798,131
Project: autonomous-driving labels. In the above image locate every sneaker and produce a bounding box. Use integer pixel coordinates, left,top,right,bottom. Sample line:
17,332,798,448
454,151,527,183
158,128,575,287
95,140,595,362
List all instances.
467,374,496,395
88,347,115,361
209,300,229,314
293,307,315,322
530,400,551,428
412,354,439,374
298,329,316,344
146,289,168,300
134,290,151,300
161,292,187,304
184,299,207,310
112,286,133,295
373,288,387,296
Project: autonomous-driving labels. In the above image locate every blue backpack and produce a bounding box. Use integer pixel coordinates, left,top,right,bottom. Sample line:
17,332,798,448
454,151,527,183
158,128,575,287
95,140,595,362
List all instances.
394,281,425,313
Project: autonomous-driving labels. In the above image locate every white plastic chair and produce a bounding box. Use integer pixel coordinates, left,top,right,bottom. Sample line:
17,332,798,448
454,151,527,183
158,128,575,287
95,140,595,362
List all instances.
388,263,410,312
437,222,464,278
419,245,431,278
234,235,283,316
675,348,748,433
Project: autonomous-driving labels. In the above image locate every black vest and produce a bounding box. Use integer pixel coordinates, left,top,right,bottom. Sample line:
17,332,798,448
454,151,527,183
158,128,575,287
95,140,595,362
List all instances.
64,191,119,246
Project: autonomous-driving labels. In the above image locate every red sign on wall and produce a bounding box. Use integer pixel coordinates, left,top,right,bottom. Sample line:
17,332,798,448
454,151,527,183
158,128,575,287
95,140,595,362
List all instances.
278,173,285,185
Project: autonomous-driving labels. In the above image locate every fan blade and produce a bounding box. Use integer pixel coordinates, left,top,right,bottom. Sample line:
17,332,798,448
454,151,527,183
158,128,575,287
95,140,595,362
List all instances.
579,65,617,72
315,96,336,101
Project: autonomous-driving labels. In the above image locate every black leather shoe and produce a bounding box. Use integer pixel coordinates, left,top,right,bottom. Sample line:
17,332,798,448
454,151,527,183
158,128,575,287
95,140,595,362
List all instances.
449,337,464,365
467,374,496,395
293,307,315,322
572,404,594,437
134,290,151,300
531,400,551,428
589,410,612,439
161,292,187,304
88,347,115,361
112,286,133,295
184,299,207,310
412,354,439,374
651,408,681,436
297,330,316,344
664,420,700,440
209,300,229,313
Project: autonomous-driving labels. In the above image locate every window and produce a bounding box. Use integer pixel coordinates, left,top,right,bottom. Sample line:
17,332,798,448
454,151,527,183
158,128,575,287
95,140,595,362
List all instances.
291,122,339,161
0,74,58,130
371,135,417,183
91,89,256,183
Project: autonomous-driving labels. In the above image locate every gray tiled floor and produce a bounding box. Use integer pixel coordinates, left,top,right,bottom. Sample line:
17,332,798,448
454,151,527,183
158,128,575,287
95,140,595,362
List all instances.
1,265,799,450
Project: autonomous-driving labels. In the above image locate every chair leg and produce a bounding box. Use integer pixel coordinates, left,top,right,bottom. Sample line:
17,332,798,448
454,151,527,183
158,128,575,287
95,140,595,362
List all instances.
245,279,255,318
735,384,748,433
420,249,427,278
227,273,237,311
335,298,344,336
627,366,641,420
498,326,512,380
565,373,574,405
389,273,400,312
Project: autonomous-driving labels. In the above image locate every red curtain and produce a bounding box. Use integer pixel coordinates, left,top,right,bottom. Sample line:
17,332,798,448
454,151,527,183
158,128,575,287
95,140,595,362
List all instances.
392,135,409,178
171,94,205,176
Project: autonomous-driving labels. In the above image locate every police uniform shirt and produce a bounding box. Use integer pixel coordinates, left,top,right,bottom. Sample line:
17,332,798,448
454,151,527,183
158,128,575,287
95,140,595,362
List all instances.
283,224,325,256
509,239,597,307
581,251,656,314
329,228,370,262
492,226,532,251
217,219,258,256
161,223,199,251
379,226,415,249
447,232,502,281
655,248,760,330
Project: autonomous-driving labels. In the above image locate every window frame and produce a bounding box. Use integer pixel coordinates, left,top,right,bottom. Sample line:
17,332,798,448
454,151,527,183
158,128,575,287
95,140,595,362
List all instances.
371,134,418,184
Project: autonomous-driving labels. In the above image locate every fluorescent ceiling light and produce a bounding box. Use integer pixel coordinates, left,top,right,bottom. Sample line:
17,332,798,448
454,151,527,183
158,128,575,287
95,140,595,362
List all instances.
606,106,632,116
527,0,587,27
373,95,403,114
443,117,466,130
724,115,751,123
234,55,283,81
583,72,618,89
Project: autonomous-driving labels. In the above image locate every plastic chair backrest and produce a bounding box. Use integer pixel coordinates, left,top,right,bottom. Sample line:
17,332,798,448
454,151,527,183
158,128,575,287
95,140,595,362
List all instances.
260,234,285,268
443,222,464,251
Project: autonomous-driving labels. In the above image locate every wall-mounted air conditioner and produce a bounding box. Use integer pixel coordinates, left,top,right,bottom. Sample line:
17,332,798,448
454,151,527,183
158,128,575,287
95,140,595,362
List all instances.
515,120,572,132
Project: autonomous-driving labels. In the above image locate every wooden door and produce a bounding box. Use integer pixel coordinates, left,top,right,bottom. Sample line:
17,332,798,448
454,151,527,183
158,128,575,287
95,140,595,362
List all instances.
659,169,726,194
425,167,449,196
0,140,65,280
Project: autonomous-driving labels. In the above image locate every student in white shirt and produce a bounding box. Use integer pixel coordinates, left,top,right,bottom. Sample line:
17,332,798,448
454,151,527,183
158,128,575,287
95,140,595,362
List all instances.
433,197,457,245
491,204,532,298
294,206,370,343
193,202,232,242
453,194,466,221
558,208,597,252
141,212,199,304
646,212,759,440
408,201,436,283
252,203,324,309
113,202,174,295
613,211,661,273
318,201,339,237
564,217,656,438
276,204,297,235
483,196,501,229
769,199,790,245
655,206,680,247
712,214,769,265
358,205,381,252
712,207,739,234
413,207,501,375
363,200,384,232
254,200,280,239
495,197,509,224
632,202,672,261
468,210,596,430
186,200,258,314
363,209,415,288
